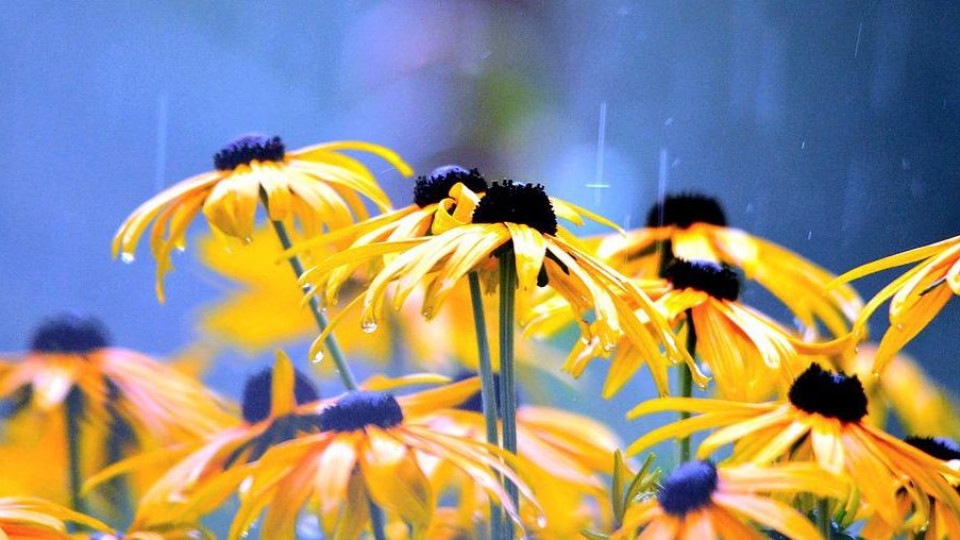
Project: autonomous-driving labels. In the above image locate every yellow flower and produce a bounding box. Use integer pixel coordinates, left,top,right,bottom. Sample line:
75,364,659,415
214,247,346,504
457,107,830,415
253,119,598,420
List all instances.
832,234,960,373
860,437,960,539
627,364,960,528
652,259,847,402
843,345,960,439
0,315,233,508
112,134,411,301
596,193,863,339
423,373,620,537
0,496,110,539
612,461,846,540
111,356,535,539
303,180,692,380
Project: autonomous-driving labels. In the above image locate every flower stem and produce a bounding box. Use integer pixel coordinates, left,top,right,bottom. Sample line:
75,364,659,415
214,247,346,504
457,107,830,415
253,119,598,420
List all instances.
818,498,831,539
498,252,519,539
65,386,86,529
678,309,696,464
468,271,503,538
368,497,388,540
260,193,358,391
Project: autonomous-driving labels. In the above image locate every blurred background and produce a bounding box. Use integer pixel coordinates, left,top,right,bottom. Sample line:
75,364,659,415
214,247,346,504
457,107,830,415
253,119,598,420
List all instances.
2,1,960,448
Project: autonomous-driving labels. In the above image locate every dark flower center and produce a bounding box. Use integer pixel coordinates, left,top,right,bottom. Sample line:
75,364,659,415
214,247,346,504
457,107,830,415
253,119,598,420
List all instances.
319,391,404,432
788,364,868,422
30,314,111,354
413,165,488,208
472,180,558,235
905,436,960,461
213,134,286,171
646,193,727,228
662,259,740,301
241,367,320,424
659,460,719,516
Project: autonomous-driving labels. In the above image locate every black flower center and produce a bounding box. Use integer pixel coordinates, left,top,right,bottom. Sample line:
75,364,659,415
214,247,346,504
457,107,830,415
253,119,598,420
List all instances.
662,259,740,301
472,180,558,235
646,193,727,228
905,436,960,461
788,364,868,422
319,391,404,432
30,314,111,354
213,134,286,171
659,460,719,516
413,165,488,208
241,367,320,424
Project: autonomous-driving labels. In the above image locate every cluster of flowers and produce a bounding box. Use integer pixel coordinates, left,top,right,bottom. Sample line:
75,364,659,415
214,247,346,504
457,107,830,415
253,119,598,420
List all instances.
2,134,960,539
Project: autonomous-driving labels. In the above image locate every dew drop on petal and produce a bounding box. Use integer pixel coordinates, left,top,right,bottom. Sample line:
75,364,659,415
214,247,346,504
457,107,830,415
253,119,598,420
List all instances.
312,351,324,364
242,236,253,245
896,323,904,330
361,321,378,333
537,516,547,528
120,252,135,264
854,346,859,354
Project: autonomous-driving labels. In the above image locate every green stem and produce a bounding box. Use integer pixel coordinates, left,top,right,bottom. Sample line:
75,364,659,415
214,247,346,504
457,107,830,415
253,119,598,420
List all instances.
469,271,503,538
65,386,86,529
818,498,831,539
260,193,358,391
498,253,519,539
678,309,696,464
368,496,388,540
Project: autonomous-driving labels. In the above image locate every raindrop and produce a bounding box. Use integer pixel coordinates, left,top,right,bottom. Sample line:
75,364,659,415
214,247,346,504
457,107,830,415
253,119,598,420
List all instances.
242,236,253,245
537,516,548,528
175,245,186,253
806,231,812,240
896,323,904,330
120,252,135,264
312,351,324,364
361,321,378,334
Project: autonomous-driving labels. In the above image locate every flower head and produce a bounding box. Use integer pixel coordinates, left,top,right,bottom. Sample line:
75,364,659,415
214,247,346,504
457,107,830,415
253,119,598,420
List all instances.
627,363,960,528
0,496,110,538
0,315,233,508
598,193,863,340
121,371,536,539
612,461,847,540
302,180,691,383
113,134,411,301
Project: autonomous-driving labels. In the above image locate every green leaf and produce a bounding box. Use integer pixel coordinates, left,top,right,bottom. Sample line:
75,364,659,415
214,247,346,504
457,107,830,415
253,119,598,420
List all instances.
612,450,626,524
580,529,610,540
625,453,657,504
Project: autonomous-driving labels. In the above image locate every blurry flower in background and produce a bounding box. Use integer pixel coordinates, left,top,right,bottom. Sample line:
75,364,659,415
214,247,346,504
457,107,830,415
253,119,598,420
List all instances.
422,372,619,536
0,314,233,513
832,233,960,373
843,344,960,440
0,496,110,538
596,193,863,340
627,363,960,529
612,461,847,540
112,134,411,301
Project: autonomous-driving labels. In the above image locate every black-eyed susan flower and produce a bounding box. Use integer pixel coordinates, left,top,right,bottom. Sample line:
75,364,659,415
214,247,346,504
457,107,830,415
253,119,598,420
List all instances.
626,364,960,528
596,193,863,340
611,460,846,540
0,496,110,539
302,180,690,390
423,373,619,537
112,134,411,301
832,234,960,373
843,345,960,439
0,315,233,513
111,365,535,539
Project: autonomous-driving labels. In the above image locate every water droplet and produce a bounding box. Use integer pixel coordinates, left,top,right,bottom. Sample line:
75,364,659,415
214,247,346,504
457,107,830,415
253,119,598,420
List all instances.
537,516,548,528
242,236,253,245
896,323,904,330
854,346,860,354
120,252,135,264
421,307,434,318
175,245,186,253
361,321,378,333
312,351,324,364
603,343,615,353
